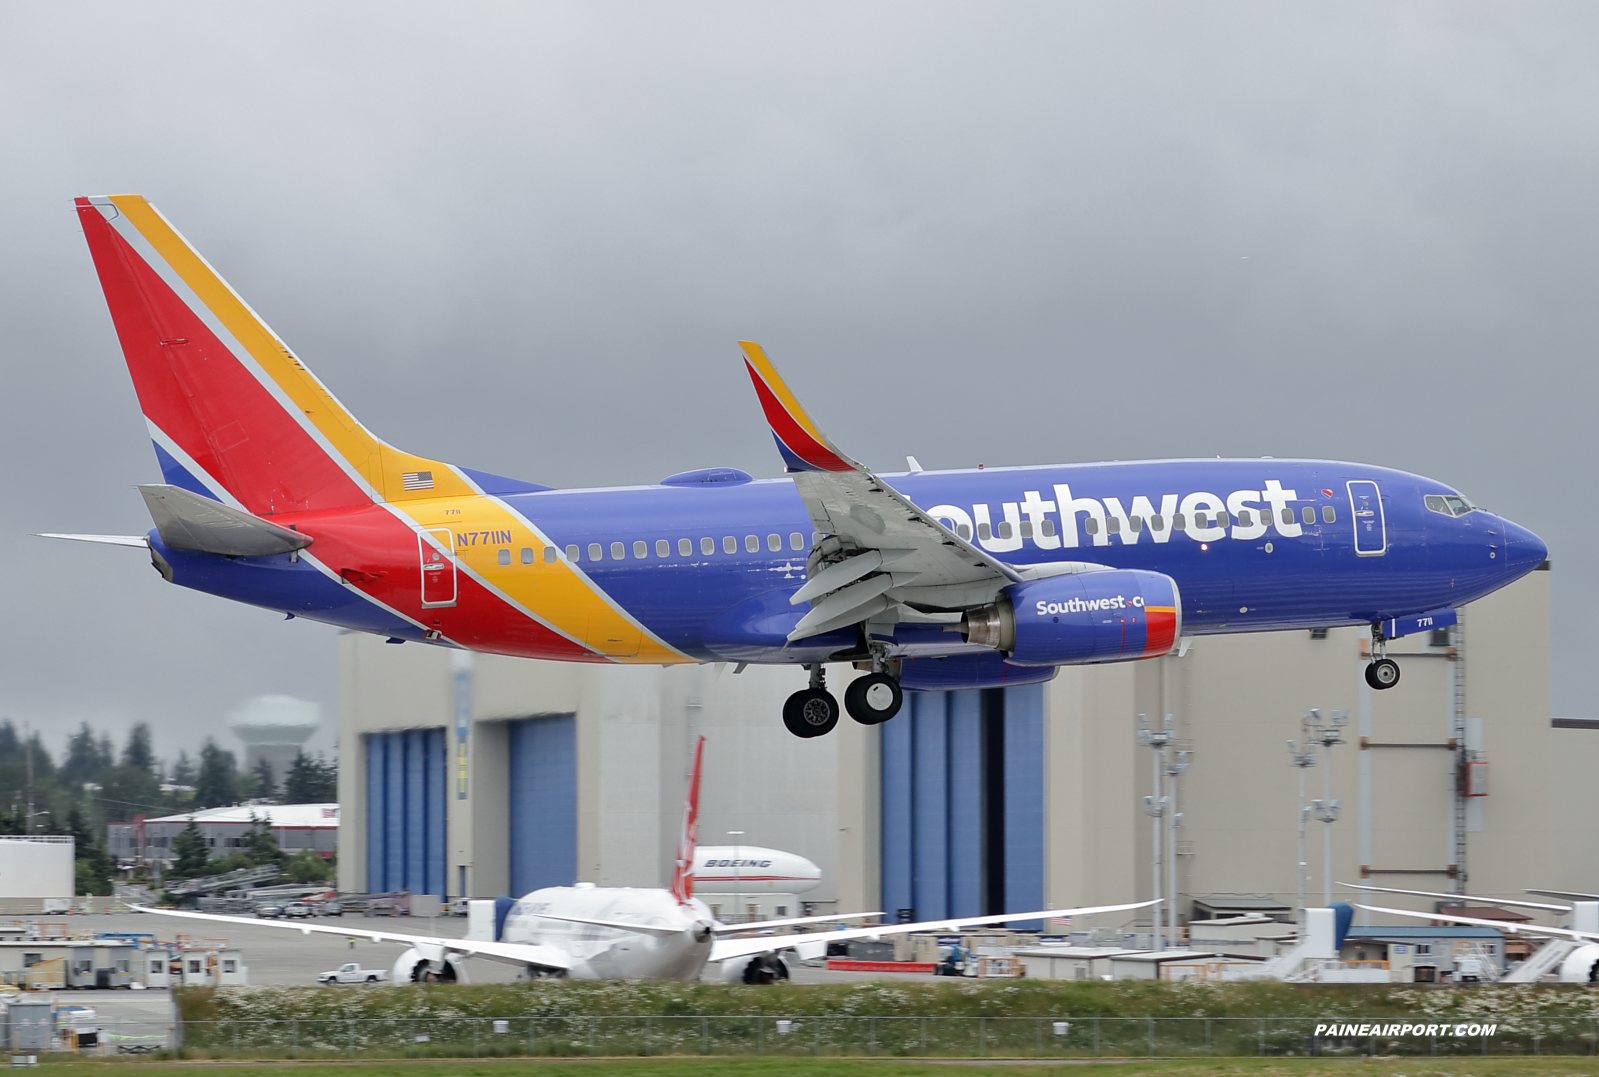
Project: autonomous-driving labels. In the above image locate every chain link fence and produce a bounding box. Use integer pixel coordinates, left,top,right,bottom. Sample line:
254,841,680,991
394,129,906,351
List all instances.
162,1015,1599,1059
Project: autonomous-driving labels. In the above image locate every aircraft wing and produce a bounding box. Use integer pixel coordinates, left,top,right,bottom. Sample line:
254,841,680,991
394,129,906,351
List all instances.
709,899,1155,964
1342,882,1569,912
130,905,572,971
713,911,884,935
1353,903,1599,944
741,341,1020,634
36,533,150,548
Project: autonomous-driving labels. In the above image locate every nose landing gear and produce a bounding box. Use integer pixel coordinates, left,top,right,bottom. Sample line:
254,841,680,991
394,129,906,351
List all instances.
1365,626,1402,690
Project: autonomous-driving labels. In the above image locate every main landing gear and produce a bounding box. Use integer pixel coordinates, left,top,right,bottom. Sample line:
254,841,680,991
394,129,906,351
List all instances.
1365,626,1401,691
783,662,905,738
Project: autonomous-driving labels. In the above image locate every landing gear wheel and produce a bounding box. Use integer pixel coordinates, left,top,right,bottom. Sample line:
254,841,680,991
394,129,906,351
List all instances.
783,688,840,737
845,672,903,725
1365,658,1401,690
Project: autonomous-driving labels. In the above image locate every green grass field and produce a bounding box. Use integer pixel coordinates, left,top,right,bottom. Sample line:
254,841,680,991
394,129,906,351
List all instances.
19,1058,1599,1076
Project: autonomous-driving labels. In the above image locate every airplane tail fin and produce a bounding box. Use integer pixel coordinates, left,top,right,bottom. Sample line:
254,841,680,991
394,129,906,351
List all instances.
74,195,471,516
669,736,706,906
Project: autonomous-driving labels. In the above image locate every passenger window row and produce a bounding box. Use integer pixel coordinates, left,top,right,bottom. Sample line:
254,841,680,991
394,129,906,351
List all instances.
493,531,817,566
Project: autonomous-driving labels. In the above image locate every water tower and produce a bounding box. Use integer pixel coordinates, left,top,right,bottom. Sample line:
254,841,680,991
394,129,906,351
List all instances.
226,695,321,792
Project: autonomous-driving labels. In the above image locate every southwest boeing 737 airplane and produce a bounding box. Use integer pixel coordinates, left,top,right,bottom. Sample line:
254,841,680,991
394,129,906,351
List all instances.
55,195,1548,737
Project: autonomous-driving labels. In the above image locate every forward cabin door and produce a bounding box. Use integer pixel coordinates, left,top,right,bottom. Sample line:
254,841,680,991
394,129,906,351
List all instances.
420,529,458,607
1346,481,1387,556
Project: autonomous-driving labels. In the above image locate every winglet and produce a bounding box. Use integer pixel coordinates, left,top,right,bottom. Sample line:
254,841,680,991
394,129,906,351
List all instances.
669,736,706,905
739,342,860,473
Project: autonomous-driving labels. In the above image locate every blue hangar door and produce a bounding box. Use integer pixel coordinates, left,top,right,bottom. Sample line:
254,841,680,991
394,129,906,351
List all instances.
365,729,448,899
508,715,578,896
881,683,1045,924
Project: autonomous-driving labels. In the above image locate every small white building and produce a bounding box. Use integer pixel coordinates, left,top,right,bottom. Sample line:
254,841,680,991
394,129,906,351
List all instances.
0,836,74,913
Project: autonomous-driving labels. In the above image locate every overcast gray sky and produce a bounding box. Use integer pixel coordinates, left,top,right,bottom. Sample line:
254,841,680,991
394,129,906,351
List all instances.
3,2,1595,764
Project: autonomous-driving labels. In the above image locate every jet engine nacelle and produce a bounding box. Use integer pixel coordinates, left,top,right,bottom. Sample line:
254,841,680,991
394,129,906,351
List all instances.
1559,943,1599,983
964,569,1182,666
391,946,470,984
719,953,791,984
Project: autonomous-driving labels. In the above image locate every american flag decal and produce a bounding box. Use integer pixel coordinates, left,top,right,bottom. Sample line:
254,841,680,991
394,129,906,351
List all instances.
401,471,435,490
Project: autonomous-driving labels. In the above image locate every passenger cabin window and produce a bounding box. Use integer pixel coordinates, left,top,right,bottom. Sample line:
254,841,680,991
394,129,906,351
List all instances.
768,534,781,551
701,537,715,555
977,521,993,540
633,540,647,559
745,535,759,552
723,536,737,554
1129,516,1142,533
1084,518,1099,535
1150,515,1164,531
588,543,602,561
520,547,534,564
656,539,670,556
1193,514,1208,529
996,521,1013,539
1172,513,1186,530
1019,521,1033,537
544,546,557,563
1041,519,1057,537
497,549,511,566
790,533,805,550
1236,510,1252,526
565,545,579,561
1302,507,1315,525
680,538,693,556
1216,511,1230,527
1322,506,1336,523
957,524,972,540
1106,517,1120,534
611,541,625,560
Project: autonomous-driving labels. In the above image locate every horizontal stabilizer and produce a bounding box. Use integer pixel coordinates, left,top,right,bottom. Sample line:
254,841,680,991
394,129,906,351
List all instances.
36,533,149,548
138,484,313,557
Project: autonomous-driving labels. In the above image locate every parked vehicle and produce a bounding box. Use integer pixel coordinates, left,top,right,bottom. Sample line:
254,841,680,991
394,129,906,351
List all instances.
285,902,314,918
318,962,388,985
319,900,344,917
255,903,285,919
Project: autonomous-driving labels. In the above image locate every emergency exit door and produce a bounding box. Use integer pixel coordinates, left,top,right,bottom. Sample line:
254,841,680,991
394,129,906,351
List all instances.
1346,480,1387,556
419,529,458,607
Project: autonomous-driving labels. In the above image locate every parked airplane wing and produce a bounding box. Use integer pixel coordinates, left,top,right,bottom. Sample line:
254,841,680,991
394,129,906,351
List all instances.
1342,882,1570,912
709,899,1157,964
1353,903,1599,943
713,911,884,935
131,905,572,970
740,341,1020,630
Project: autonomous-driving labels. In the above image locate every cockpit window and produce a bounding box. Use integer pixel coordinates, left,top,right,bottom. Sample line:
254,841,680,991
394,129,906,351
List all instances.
1425,493,1478,517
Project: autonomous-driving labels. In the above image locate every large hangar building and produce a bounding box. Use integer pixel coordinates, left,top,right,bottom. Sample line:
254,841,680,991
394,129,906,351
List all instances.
338,565,1599,925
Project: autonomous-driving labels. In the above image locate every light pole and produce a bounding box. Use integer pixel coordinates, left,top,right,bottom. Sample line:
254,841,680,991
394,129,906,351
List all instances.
727,831,745,920
1166,748,1191,946
1137,713,1174,949
1304,709,1348,906
1286,732,1318,932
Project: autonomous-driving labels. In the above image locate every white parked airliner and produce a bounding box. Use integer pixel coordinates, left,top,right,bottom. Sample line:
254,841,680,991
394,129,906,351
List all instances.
137,737,1151,983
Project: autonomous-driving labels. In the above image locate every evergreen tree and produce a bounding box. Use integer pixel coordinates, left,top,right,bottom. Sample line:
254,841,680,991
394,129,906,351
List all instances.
282,752,338,803
62,723,102,784
243,812,284,866
171,818,209,877
251,758,277,800
170,751,197,787
122,723,155,772
193,740,236,809
286,848,333,883
65,805,113,895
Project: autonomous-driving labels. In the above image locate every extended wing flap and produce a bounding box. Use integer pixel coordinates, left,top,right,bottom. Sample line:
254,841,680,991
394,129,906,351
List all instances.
138,484,313,557
1353,903,1595,942
738,341,1016,630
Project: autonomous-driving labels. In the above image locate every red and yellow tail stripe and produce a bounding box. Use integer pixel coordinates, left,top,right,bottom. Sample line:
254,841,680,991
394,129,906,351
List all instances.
739,341,859,473
78,194,687,665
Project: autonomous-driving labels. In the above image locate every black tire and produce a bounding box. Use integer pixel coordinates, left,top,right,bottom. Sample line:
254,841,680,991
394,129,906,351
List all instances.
1365,658,1401,690
783,688,840,737
845,673,903,725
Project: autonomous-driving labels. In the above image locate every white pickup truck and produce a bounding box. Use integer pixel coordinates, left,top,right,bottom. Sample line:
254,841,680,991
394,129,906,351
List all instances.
317,962,388,985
